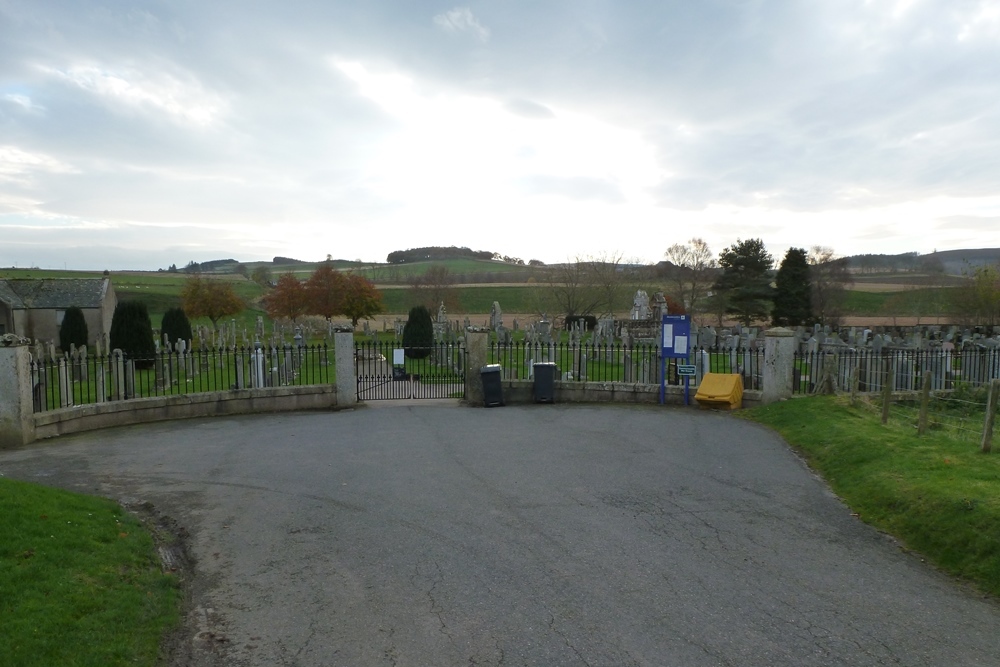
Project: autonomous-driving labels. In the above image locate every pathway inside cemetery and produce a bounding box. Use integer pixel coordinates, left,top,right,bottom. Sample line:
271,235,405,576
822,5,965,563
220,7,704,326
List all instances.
2,403,999,666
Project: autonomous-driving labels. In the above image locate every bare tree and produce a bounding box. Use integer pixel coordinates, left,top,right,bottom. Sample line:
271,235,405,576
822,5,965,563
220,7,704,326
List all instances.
546,257,603,319
663,238,717,314
410,264,459,312
808,246,852,326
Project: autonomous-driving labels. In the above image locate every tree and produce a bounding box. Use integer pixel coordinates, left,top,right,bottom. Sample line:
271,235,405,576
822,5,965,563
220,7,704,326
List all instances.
771,248,813,326
402,305,434,359
713,238,774,326
409,264,458,312
109,300,156,367
58,306,88,352
342,274,383,326
160,308,193,347
305,263,347,321
180,276,246,329
546,256,602,319
953,263,1000,327
250,265,273,287
262,273,308,323
234,264,249,278
663,238,717,314
808,246,852,326
588,251,635,318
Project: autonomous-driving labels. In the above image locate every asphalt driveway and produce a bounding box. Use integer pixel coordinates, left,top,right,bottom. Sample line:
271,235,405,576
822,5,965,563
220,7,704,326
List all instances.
1,402,998,666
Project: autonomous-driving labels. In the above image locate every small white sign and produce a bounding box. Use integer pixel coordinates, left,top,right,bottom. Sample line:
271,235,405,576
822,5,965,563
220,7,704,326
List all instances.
663,324,673,346
674,335,688,355
393,348,405,365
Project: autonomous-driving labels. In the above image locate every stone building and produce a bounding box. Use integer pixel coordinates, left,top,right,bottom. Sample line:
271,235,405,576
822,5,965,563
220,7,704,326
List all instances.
0,275,117,348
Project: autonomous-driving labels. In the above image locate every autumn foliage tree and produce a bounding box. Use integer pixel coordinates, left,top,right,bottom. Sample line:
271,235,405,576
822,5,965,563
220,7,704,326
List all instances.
262,273,308,323
342,274,383,326
180,276,246,329
305,263,347,321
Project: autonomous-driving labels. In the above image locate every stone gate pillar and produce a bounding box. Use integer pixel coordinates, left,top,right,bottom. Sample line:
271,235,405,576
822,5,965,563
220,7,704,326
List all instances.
0,339,35,448
762,327,796,404
334,330,357,405
465,329,489,406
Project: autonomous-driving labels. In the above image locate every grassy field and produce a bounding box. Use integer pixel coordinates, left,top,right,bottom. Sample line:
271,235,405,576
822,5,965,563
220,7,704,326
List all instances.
744,395,1000,597
0,479,180,666
0,265,973,323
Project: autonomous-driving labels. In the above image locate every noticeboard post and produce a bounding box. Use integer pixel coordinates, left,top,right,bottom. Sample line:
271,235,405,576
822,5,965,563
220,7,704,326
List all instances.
661,315,692,405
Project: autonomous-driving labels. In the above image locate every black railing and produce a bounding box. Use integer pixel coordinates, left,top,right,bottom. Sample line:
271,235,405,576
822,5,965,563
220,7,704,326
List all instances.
488,342,765,390
356,341,465,400
31,344,332,413
791,347,1000,395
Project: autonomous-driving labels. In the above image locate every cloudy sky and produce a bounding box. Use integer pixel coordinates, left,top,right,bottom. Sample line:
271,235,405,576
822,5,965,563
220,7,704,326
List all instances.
2,0,999,270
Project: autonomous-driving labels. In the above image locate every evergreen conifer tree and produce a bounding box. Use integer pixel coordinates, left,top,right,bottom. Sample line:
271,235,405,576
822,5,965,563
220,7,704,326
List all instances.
772,247,813,326
161,307,193,348
58,306,89,353
109,301,156,368
402,305,434,359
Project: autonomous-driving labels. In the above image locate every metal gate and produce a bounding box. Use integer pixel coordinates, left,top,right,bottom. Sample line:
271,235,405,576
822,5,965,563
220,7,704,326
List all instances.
356,340,466,400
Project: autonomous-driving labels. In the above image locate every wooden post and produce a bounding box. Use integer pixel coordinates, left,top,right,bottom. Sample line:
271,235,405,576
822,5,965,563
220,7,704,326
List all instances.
981,379,1000,454
881,358,893,425
850,364,859,407
918,370,931,435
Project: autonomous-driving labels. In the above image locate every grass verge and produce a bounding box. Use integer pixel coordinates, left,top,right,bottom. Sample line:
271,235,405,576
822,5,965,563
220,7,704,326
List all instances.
0,479,180,666
742,395,1000,597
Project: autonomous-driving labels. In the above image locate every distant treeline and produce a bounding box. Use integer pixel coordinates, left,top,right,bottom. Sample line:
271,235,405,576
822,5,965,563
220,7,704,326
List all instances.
386,246,495,264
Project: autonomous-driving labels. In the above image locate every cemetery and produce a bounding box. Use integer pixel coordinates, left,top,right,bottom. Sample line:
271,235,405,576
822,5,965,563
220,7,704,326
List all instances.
4,285,1000,449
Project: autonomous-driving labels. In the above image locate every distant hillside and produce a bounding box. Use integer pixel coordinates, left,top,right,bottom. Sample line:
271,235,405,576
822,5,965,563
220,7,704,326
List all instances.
845,249,1000,275
387,246,497,264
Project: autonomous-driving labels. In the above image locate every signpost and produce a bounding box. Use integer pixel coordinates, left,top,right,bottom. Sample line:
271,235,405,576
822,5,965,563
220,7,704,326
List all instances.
661,315,692,405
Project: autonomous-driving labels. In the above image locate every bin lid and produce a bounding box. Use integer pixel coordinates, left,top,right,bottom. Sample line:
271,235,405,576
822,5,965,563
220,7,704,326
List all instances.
533,361,557,367
480,364,502,372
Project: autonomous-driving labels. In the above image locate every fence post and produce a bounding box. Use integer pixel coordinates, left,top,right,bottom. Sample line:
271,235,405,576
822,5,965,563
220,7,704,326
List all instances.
0,341,36,448
334,331,357,405
762,327,795,404
881,358,893,425
850,364,859,407
981,379,1000,454
918,371,932,435
465,329,489,406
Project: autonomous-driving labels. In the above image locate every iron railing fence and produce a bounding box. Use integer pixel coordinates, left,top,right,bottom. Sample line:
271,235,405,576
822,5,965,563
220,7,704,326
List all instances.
355,340,466,400
488,342,765,390
31,344,333,413
792,347,1000,395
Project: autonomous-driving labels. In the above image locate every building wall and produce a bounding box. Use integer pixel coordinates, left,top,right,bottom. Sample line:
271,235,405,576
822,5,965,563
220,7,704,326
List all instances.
0,301,11,335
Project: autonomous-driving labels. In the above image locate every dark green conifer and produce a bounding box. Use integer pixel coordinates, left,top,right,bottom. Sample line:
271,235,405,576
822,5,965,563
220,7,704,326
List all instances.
58,306,89,353
402,305,434,359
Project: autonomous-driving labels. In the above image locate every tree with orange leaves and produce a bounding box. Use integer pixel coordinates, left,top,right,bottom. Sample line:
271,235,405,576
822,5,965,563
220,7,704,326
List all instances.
305,263,347,321
180,276,246,329
342,274,383,326
261,273,308,323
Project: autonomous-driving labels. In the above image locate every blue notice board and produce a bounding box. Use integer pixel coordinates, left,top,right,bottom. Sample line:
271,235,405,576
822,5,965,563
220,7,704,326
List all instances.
661,314,691,359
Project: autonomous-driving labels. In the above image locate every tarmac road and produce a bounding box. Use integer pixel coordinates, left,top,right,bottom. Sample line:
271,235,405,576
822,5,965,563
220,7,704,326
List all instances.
2,402,999,666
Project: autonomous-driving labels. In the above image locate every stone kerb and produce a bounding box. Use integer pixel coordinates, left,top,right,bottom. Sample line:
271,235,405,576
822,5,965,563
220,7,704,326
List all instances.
0,338,35,448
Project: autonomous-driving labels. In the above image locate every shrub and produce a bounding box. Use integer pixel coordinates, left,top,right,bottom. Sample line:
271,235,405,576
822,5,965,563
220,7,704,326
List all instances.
58,306,89,353
402,305,434,359
160,307,193,349
109,301,156,368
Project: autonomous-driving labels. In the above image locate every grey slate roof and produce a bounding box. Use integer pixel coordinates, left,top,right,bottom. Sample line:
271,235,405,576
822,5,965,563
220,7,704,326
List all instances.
0,278,109,309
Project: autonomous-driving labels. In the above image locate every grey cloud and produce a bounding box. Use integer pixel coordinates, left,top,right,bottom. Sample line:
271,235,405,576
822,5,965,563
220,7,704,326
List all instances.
504,98,555,119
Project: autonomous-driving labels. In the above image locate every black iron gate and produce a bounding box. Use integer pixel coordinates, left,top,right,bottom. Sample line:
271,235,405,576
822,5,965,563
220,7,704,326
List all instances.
356,340,466,400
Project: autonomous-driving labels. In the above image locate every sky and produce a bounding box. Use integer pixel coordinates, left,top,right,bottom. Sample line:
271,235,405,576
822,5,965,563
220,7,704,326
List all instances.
2,0,999,271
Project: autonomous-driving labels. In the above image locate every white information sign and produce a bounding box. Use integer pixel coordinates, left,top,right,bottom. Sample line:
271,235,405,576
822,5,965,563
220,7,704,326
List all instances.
393,348,405,365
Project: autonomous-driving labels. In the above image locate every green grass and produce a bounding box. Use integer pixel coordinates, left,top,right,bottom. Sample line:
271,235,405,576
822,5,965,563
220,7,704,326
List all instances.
743,395,1000,596
0,479,180,666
